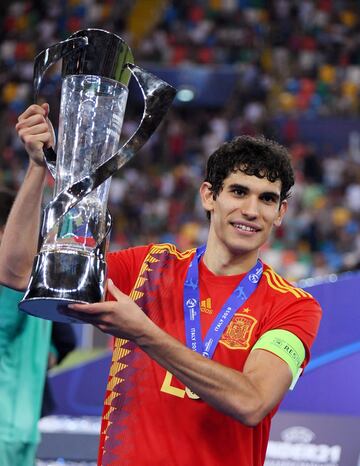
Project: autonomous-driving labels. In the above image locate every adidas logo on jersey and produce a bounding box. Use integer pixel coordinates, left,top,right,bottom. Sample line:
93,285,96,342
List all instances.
201,298,213,314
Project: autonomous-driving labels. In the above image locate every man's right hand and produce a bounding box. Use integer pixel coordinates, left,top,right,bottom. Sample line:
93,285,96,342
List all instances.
15,103,55,167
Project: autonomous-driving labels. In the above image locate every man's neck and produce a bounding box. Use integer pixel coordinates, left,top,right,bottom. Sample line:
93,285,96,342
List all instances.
202,242,259,276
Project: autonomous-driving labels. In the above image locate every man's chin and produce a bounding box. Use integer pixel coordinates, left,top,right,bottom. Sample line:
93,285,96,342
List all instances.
227,243,259,257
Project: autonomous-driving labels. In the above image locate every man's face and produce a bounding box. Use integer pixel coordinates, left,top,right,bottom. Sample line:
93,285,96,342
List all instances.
200,170,288,257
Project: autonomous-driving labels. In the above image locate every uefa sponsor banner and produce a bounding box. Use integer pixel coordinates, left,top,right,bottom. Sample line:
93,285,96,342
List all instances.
266,411,360,466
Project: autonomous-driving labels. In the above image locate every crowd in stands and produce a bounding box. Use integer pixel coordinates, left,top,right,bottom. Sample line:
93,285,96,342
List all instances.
139,0,360,117
1,0,360,281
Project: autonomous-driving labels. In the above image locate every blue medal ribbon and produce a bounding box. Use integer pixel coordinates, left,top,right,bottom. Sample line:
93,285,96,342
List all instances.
184,245,263,359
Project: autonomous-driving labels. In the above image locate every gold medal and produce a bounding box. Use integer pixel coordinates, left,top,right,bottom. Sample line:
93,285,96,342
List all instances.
185,386,200,400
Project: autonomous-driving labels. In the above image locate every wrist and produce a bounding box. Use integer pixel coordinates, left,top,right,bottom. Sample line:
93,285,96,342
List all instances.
134,317,162,349
28,158,47,174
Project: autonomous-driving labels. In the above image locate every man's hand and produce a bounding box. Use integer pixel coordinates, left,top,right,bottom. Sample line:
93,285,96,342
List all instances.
16,103,55,167
66,279,153,341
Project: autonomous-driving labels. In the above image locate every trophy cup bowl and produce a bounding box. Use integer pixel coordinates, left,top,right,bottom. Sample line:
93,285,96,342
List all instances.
19,29,176,322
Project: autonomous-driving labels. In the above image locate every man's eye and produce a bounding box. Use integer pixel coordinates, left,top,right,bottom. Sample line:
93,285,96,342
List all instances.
262,195,276,203
232,189,246,196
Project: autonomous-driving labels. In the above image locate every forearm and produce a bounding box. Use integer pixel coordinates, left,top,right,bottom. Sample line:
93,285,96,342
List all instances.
0,161,46,289
136,320,263,426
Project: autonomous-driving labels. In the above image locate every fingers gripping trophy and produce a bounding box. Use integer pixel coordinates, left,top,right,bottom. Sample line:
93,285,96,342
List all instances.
19,29,176,322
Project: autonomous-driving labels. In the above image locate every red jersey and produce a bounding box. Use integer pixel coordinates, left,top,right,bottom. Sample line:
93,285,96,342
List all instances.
99,244,321,466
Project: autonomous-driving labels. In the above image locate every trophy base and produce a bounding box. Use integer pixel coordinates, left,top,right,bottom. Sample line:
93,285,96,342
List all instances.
19,249,107,323
20,297,89,323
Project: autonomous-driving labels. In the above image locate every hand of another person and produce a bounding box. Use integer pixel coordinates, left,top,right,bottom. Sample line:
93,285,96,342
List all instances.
16,103,55,167
66,279,153,341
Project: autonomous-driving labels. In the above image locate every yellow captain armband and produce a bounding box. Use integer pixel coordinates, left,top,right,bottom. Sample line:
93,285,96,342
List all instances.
251,329,306,390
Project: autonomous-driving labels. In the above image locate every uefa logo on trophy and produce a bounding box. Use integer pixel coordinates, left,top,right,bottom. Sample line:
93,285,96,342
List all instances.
19,29,176,322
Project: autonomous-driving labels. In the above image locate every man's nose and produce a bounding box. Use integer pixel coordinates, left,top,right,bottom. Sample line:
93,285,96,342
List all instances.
240,196,259,218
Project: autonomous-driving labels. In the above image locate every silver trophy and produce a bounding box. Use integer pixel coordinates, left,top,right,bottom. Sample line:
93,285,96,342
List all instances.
19,29,176,322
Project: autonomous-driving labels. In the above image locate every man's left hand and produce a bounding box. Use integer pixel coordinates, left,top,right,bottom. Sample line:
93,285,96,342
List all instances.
66,279,152,341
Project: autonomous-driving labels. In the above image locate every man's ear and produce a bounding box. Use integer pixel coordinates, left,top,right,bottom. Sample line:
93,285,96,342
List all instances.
199,182,214,213
274,200,288,227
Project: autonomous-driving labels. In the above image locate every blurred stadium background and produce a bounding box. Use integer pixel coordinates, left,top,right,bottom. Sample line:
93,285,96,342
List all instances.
1,0,360,465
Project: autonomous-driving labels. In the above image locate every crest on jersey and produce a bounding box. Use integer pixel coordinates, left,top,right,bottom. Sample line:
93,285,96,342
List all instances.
220,313,257,350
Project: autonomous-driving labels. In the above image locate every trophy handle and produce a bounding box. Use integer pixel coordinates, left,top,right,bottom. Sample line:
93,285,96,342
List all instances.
41,65,176,245
33,36,89,101
33,36,89,178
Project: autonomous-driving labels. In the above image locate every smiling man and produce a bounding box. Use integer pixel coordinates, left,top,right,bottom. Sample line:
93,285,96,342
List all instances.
0,105,321,466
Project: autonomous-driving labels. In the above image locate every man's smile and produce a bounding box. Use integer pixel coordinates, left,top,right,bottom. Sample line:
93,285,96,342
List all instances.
230,221,261,233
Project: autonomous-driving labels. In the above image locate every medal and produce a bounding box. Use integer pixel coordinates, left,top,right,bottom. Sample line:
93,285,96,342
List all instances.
185,386,200,400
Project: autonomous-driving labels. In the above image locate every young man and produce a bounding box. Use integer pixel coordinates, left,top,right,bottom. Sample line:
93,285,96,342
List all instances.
0,104,321,466
0,189,51,466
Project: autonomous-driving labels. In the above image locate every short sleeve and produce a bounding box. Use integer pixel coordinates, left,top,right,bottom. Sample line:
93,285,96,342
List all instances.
0,286,25,355
106,244,152,296
259,295,322,368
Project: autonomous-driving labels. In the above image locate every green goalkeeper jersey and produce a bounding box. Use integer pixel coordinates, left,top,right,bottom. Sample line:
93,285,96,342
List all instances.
0,285,51,444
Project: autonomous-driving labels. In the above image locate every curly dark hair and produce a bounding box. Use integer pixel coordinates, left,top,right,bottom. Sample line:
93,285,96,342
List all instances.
204,135,295,203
